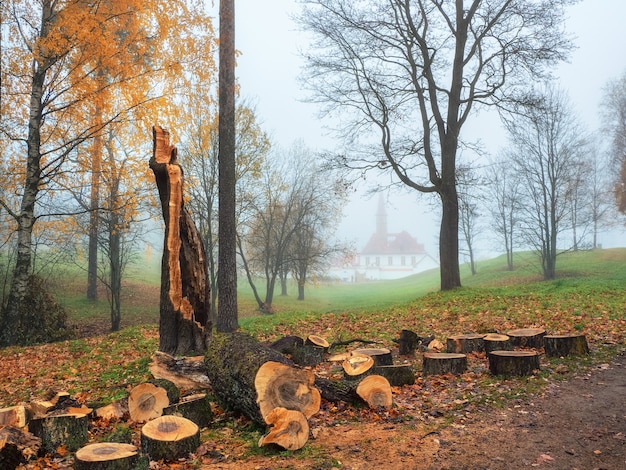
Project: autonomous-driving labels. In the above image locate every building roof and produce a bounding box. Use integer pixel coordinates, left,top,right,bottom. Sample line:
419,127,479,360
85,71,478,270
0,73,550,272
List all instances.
361,230,426,255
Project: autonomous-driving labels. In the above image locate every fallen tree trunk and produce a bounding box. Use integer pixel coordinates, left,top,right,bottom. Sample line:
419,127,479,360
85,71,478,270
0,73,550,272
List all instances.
205,332,319,426
150,125,210,356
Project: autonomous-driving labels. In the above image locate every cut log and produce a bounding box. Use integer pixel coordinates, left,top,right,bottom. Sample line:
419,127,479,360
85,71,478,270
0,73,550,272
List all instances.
305,335,329,351
28,413,88,453
29,399,55,418
342,353,374,378
141,415,199,461
328,352,352,362
483,333,512,354
353,348,393,366
372,364,416,386
291,344,325,367
151,378,180,405
255,361,321,421
269,335,304,355
150,351,210,391
544,334,589,357
163,393,212,429
0,405,31,428
356,375,393,409
150,125,210,356
258,408,309,451
488,350,540,376
507,328,546,349
422,353,467,377
206,332,312,426
74,443,139,470
128,383,169,422
95,400,128,421
446,334,485,354
0,426,40,469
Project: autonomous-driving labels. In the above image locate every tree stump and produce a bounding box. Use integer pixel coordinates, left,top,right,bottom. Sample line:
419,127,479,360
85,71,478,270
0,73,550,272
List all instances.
353,348,393,366
269,335,305,355
422,353,467,376
74,443,139,470
162,393,212,429
292,344,325,367
397,330,420,355
342,353,374,378
483,333,512,354
356,375,393,409
205,332,316,426
128,383,169,422
29,413,88,453
305,334,329,351
150,125,210,356
507,328,546,349
488,350,540,376
255,361,321,421
372,364,415,386
446,334,485,354
258,408,309,451
0,405,31,428
544,334,589,357
141,416,200,461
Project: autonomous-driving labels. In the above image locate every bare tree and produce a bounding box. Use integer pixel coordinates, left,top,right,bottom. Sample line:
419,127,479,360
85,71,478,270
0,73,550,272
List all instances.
457,165,481,276
601,71,626,215
297,0,574,291
504,86,587,280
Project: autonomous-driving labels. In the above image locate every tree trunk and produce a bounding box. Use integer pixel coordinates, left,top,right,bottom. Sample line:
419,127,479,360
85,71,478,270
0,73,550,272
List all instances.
140,416,200,461
439,184,461,291
87,118,102,302
74,443,139,470
108,173,122,332
150,126,210,356
371,365,415,387
205,332,319,426
217,0,238,332
356,375,393,409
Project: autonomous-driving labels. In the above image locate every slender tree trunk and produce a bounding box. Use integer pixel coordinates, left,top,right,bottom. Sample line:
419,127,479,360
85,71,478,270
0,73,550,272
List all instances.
108,175,122,332
217,0,238,332
87,115,102,301
297,283,305,301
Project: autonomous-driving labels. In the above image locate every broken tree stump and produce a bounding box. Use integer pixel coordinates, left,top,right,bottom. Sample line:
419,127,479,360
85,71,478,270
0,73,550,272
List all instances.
488,350,540,376
422,353,467,376
258,407,309,451
372,364,415,387
29,413,88,453
507,328,546,349
128,383,169,422
544,334,589,357
74,443,139,470
162,393,213,429
141,415,199,461
356,375,393,409
353,348,393,366
483,333,512,354
446,334,485,354
205,332,319,426
150,125,210,356
150,351,210,391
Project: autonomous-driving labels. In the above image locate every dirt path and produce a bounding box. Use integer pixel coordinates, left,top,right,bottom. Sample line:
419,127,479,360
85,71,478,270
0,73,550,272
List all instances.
204,353,626,469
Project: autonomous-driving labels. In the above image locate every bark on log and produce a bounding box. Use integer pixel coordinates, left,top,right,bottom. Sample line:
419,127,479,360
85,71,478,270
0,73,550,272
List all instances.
151,378,180,405
128,383,169,422
356,375,393,409
74,443,139,470
150,351,210,391
140,416,199,461
313,377,361,404
544,334,589,357
446,334,485,354
422,353,467,376
255,361,321,421
258,408,309,451
162,393,212,429
0,426,40,470
483,333,512,354
488,350,540,376
0,405,31,428
205,332,320,426
507,328,546,349
150,125,210,356
372,365,415,386
29,413,88,453
269,335,304,355
292,344,325,367
353,348,393,366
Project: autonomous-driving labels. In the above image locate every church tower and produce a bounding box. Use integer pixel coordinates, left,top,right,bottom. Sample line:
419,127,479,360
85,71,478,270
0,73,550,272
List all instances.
376,193,387,238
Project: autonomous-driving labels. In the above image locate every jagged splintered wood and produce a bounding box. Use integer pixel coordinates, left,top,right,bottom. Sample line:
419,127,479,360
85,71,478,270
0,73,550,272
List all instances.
258,407,309,451
150,126,210,356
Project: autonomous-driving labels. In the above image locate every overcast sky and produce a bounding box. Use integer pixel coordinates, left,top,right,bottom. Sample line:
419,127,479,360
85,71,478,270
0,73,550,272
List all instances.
229,0,626,256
